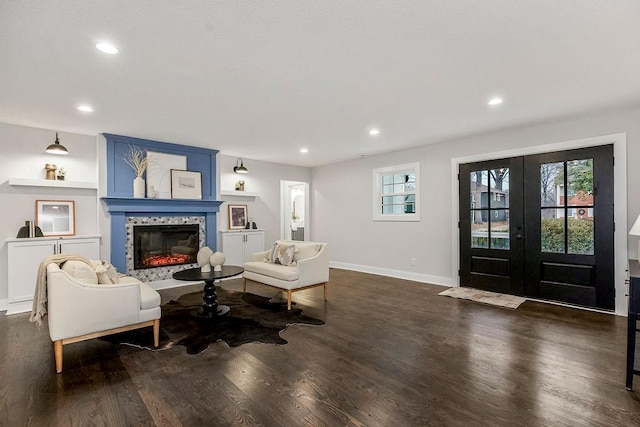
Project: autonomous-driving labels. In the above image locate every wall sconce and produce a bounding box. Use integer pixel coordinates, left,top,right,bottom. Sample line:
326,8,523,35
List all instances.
233,158,248,174
45,133,68,155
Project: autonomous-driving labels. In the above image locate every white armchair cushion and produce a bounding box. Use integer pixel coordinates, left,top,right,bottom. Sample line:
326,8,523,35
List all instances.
61,260,98,284
244,261,299,281
139,283,161,310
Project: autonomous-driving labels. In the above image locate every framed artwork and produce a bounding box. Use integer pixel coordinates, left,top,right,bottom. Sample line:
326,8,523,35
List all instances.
146,151,187,199
170,169,203,199
228,204,248,230
36,200,75,236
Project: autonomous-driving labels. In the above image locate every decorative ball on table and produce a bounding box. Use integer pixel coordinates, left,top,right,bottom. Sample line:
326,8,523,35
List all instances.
196,247,214,272
209,252,226,272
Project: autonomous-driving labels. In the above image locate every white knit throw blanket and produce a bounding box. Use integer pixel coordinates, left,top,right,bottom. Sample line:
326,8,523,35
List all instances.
29,253,93,326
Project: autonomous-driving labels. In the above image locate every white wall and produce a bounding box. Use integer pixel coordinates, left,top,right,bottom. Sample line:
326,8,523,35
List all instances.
218,155,311,248
0,123,98,305
311,104,640,314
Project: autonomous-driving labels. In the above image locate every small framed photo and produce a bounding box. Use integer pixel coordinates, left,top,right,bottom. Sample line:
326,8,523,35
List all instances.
36,200,75,236
228,204,248,230
170,169,202,200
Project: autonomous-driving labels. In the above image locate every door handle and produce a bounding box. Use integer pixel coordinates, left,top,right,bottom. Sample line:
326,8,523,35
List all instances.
515,233,523,240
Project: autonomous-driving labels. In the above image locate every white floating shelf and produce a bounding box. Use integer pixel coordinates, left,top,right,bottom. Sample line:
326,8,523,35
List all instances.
220,190,259,198
9,177,98,190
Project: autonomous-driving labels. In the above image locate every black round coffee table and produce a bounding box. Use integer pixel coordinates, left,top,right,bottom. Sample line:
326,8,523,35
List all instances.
173,265,244,318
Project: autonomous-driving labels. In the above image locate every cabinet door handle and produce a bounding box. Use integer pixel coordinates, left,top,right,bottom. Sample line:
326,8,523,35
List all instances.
53,244,57,254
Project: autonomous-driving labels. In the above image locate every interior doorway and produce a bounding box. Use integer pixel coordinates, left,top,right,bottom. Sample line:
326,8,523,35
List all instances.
458,145,615,310
280,180,309,241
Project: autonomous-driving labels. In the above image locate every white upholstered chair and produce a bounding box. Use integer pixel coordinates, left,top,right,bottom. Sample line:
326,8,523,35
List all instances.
242,240,329,310
46,262,161,373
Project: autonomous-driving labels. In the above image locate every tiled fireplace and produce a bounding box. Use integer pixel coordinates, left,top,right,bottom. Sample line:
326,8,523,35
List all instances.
125,216,205,281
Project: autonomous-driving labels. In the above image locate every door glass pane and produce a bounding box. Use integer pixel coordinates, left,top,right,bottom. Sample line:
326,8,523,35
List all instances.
471,210,488,248
541,211,564,253
540,162,564,207
567,159,593,206
470,171,488,209
490,168,509,208
567,214,594,255
490,210,510,250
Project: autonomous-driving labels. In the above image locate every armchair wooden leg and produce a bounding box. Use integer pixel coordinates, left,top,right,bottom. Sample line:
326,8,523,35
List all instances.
287,290,292,310
153,319,160,347
324,283,327,300
54,340,63,374
243,278,247,293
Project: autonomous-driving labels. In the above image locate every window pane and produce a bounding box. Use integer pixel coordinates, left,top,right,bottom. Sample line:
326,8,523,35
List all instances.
567,216,594,255
382,196,393,204
405,202,415,214
392,204,403,214
406,173,416,183
490,210,510,250
567,159,593,206
471,210,489,248
490,168,509,208
383,174,394,185
470,170,488,209
541,212,564,253
393,196,404,204
394,184,405,193
541,162,564,207
382,205,393,214
393,174,404,184
382,184,394,194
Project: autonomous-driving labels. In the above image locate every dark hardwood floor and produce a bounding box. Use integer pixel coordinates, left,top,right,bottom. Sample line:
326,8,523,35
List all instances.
1,268,639,426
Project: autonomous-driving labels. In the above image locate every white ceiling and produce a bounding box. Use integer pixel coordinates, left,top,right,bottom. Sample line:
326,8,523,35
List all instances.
1,1,639,167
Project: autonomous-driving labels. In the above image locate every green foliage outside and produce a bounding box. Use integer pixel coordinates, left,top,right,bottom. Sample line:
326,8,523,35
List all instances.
541,218,594,255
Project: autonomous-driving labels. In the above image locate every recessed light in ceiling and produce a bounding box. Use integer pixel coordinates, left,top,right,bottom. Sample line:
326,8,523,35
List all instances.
488,97,503,106
369,128,380,136
96,42,118,54
77,105,94,112
300,148,309,154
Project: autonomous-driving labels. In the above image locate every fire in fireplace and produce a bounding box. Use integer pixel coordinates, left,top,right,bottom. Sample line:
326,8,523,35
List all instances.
133,224,200,270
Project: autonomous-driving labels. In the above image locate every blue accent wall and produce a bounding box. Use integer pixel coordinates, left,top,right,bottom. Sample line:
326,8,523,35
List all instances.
104,133,218,199
101,134,221,273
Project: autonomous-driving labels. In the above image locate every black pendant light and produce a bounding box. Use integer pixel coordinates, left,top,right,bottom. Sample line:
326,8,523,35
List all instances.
46,133,68,155
233,158,248,174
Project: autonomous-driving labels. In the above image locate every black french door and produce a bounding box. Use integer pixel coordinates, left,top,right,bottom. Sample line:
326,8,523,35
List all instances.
459,145,614,310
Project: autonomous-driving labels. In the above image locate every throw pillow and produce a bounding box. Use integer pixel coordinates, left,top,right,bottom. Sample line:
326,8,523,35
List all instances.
61,260,99,284
265,242,297,266
90,260,121,284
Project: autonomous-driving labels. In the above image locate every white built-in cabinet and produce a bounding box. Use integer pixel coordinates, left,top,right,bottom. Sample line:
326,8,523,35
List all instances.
221,230,265,266
6,235,101,315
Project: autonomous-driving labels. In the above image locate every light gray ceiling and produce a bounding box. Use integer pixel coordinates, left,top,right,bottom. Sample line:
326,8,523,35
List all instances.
1,1,639,167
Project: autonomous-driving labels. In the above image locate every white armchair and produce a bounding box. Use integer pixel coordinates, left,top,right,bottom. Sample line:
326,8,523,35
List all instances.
46,262,161,373
242,240,329,310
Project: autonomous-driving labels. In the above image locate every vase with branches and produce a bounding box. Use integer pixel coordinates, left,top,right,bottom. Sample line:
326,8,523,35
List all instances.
124,145,148,198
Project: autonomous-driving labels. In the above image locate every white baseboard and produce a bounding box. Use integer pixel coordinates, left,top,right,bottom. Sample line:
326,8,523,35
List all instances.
0,298,7,313
329,261,453,287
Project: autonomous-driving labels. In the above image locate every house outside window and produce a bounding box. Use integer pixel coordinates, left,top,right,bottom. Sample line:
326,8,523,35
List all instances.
372,162,420,221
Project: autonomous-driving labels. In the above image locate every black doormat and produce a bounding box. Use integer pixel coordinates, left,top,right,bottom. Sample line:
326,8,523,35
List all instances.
104,288,325,354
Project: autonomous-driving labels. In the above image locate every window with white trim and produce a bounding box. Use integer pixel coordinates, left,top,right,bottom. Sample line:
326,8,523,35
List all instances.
372,162,420,221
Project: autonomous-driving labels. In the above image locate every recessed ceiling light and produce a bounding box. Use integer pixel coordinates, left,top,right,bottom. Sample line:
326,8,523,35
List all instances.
96,42,118,54
488,97,503,106
300,148,309,154
77,105,94,112
369,129,380,136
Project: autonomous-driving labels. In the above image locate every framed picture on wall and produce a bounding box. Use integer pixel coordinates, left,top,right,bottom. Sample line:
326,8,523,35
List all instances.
170,169,202,199
35,200,75,236
228,204,248,230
